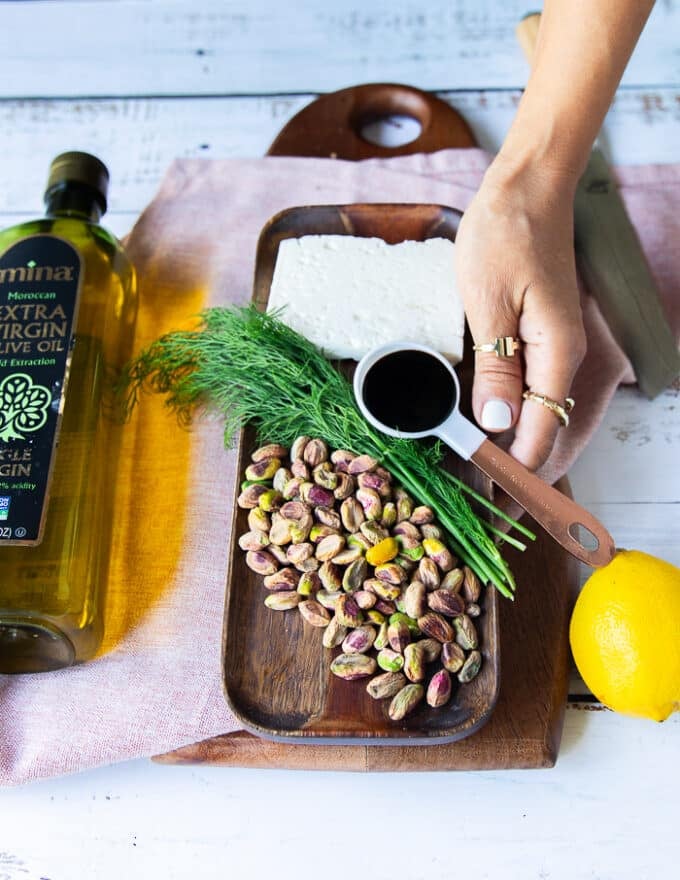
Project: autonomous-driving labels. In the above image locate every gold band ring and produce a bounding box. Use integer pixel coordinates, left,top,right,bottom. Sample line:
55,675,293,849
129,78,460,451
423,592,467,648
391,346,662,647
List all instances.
522,391,575,427
473,336,522,358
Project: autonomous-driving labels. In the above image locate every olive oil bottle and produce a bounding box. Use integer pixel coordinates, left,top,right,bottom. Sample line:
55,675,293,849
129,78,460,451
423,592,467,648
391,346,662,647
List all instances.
0,152,137,672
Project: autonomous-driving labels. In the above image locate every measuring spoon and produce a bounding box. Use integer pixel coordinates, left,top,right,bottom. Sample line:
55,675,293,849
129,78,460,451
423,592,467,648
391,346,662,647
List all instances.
353,341,615,567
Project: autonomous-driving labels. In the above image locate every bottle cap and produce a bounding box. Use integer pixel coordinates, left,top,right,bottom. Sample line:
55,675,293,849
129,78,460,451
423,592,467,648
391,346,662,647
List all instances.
45,151,110,213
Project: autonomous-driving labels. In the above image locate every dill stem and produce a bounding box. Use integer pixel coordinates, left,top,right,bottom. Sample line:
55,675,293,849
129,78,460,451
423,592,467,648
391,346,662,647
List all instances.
441,470,537,541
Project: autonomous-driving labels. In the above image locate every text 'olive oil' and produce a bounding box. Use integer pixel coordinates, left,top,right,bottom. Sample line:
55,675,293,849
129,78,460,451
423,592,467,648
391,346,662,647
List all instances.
0,152,137,672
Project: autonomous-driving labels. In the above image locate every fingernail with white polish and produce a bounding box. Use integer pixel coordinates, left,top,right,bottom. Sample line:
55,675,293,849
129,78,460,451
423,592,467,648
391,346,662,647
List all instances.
481,399,513,431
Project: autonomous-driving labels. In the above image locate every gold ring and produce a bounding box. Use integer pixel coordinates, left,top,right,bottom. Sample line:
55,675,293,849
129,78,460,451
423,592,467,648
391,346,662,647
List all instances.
473,336,521,358
522,390,575,427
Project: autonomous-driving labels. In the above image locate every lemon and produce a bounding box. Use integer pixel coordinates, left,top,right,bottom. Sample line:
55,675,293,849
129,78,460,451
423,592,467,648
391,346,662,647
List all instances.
569,549,680,721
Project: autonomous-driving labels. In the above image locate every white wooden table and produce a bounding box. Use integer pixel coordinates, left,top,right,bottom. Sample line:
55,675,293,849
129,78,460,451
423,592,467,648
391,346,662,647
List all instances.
1,2,679,877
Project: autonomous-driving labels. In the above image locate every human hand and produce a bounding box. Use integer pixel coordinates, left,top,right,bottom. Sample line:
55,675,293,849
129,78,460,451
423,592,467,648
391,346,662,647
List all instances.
454,158,587,471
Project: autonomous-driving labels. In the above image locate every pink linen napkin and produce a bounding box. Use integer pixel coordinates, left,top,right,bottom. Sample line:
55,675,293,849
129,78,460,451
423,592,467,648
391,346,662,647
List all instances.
0,150,678,786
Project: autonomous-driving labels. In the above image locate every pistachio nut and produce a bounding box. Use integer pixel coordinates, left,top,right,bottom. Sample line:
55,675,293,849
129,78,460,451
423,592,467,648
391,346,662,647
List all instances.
377,648,405,673
418,638,442,663
462,565,482,603
366,609,386,626
403,642,426,682
267,544,290,565
363,578,401,602
315,533,346,562
426,669,452,708
308,524,338,544
418,557,441,590
388,611,421,638
387,620,411,654
237,483,268,509
396,496,414,522
322,615,348,649
318,560,343,592
333,546,364,566
279,500,312,523
330,449,356,473
403,581,427,620
374,620,390,649
269,467,290,496
291,459,310,480
427,589,466,618
314,506,342,530
347,532,371,552
245,549,279,575
374,562,407,586
359,521,389,546
298,599,331,628
396,536,425,561
290,435,310,462
313,461,338,490
422,538,455,573
295,557,320,573
366,672,407,700
340,497,365,533
457,649,482,683
392,520,420,541
380,501,397,529
282,476,305,500
388,683,424,721
441,641,466,673
365,537,399,567
356,487,383,522
247,507,271,533
374,599,397,616
353,589,376,610
333,472,356,501
245,457,281,482
263,567,300,591
238,529,270,552
440,568,465,593
342,557,368,593
251,443,289,463
268,513,293,546
417,611,454,643
303,483,336,508
330,653,377,681
453,614,478,650
466,603,482,618
342,625,376,654
347,453,378,475
358,470,391,499
258,488,284,512
297,570,321,596
264,590,301,611
302,438,329,468
286,542,314,566
410,505,434,525
395,556,416,576
316,589,342,610
420,523,444,541
335,594,364,628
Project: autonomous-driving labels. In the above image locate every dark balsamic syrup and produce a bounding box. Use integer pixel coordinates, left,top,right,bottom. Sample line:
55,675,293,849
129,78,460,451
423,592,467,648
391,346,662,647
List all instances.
361,349,457,433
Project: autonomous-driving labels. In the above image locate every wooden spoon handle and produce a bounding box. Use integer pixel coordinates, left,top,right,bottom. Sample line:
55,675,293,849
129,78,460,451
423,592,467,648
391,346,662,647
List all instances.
471,439,616,568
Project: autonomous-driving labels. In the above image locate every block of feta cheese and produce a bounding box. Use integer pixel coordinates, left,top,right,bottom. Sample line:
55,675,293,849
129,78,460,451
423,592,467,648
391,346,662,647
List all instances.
267,235,465,362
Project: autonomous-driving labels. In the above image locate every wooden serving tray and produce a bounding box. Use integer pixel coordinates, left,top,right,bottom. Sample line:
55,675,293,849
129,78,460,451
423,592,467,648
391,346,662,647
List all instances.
154,83,577,770
222,204,499,745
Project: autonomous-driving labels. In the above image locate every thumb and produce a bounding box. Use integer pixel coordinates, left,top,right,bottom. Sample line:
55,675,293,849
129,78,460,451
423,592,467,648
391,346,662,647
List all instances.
466,296,524,434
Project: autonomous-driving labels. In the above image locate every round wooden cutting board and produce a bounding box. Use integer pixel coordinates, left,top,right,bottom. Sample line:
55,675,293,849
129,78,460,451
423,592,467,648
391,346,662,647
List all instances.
155,83,577,771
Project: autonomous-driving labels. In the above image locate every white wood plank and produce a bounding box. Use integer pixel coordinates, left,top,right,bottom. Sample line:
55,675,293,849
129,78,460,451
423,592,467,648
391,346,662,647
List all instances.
569,383,680,506
0,0,679,98
0,717,678,880
1,87,679,222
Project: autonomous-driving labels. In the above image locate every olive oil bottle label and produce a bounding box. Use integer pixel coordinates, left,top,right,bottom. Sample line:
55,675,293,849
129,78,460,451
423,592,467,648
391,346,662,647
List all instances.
0,235,82,545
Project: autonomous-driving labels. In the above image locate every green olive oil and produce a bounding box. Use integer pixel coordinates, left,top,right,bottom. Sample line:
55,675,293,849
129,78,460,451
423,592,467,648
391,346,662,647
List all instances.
0,152,137,672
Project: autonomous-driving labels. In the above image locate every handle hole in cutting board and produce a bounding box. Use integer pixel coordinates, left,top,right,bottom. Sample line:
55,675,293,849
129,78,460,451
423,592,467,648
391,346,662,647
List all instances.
359,114,423,148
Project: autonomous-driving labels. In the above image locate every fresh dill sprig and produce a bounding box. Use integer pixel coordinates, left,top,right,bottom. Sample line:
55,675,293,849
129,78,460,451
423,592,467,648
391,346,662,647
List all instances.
121,305,532,598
